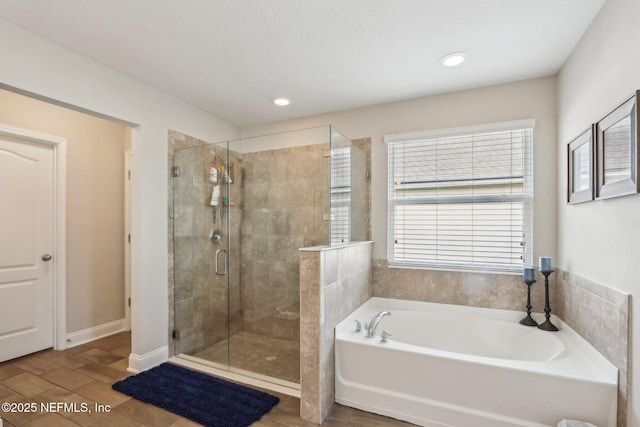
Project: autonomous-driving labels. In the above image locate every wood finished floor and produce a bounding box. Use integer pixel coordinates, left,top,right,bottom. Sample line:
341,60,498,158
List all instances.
0,332,415,426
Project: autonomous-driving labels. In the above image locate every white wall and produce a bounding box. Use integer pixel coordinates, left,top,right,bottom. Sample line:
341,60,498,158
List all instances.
0,88,127,333
557,0,640,424
0,18,239,367
242,76,558,264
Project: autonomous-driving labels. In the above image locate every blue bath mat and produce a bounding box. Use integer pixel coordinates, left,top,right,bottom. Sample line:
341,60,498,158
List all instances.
112,363,279,427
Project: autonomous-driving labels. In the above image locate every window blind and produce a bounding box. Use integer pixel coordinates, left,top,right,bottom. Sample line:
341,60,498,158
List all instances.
387,123,533,273
330,147,351,244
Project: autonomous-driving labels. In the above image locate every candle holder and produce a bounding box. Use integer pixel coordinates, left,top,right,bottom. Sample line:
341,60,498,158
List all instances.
519,279,538,326
538,270,558,331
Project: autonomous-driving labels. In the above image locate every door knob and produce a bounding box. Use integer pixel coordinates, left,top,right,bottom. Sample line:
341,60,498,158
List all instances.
42,254,52,261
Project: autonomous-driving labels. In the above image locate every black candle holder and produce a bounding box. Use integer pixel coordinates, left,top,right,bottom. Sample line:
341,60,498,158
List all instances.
519,279,538,327
538,270,558,331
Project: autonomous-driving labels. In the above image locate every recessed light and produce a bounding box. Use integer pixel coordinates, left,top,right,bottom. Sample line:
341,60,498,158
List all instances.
273,98,291,106
441,52,467,67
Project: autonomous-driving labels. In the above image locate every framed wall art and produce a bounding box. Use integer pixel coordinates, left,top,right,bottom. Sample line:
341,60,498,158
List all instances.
567,127,594,204
595,91,640,200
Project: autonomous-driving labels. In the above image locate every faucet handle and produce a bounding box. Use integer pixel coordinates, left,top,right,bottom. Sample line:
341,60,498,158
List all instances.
354,320,362,332
380,331,392,343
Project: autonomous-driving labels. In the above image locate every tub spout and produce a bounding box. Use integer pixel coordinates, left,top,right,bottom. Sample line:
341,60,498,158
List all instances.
366,311,391,338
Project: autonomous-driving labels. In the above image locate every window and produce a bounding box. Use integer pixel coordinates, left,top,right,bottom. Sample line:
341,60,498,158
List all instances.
330,146,351,244
386,120,534,273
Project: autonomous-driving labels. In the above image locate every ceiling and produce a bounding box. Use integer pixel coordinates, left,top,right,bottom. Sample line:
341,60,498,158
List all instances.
0,0,605,127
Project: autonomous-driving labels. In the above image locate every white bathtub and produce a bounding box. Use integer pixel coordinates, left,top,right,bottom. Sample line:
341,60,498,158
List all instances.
335,297,617,427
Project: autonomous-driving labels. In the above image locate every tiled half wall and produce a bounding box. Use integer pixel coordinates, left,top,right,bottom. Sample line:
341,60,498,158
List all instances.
299,242,373,424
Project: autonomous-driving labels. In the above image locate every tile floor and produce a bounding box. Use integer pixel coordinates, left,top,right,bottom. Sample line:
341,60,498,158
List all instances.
0,332,414,426
192,331,300,384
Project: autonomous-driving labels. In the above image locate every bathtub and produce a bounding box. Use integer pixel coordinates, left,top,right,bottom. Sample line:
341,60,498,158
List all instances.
335,297,617,427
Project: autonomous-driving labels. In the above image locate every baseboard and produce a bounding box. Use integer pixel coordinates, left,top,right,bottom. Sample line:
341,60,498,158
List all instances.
65,318,127,348
128,345,168,373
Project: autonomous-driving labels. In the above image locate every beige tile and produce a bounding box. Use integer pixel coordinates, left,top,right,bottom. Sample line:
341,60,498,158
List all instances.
54,345,93,357
109,345,131,358
74,381,130,408
68,408,146,427
75,365,128,384
31,352,86,370
33,385,96,415
76,350,124,367
112,398,182,427
322,249,338,287
22,412,80,426
0,394,44,425
0,382,16,399
328,405,414,426
84,334,131,352
0,363,26,381
169,417,204,427
41,368,95,391
107,359,130,373
2,372,57,397
12,356,62,376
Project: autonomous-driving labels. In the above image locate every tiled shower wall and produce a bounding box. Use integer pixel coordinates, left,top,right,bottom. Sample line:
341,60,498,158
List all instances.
239,143,329,341
169,133,338,350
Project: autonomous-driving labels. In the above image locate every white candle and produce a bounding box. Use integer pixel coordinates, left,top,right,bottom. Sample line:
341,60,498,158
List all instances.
523,267,535,282
539,256,552,272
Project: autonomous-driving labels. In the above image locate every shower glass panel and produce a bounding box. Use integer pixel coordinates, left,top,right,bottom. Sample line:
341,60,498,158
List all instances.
228,126,329,387
173,126,338,388
330,127,367,244
172,141,233,370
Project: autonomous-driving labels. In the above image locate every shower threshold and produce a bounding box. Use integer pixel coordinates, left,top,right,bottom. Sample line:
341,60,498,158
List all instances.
170,354,301,397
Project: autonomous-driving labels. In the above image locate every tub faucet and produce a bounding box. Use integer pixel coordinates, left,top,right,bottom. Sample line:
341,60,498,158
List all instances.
366,311,391,338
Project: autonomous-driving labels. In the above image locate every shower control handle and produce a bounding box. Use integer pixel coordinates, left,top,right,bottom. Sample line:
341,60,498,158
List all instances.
215,249,228,276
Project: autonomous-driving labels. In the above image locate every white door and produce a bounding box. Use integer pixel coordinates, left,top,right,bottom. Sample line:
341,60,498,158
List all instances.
0,134,54,362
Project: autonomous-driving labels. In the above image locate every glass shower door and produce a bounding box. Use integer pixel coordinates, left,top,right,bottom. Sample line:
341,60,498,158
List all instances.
171,126,348,389
172,141,231,369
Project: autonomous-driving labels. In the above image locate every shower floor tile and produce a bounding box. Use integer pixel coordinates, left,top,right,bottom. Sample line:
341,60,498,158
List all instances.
191,331,300,384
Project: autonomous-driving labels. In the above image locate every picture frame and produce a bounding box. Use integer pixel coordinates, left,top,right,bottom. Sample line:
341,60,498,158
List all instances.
567,127,594,204
595,91,640,200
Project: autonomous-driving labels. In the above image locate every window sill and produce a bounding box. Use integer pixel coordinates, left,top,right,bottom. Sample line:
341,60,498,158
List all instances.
387,261,522,276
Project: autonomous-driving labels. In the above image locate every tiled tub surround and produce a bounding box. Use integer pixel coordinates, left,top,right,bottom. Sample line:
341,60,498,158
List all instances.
373,259,548,312
336,298,617,427
554,269,630,427
372,259,630,427
299,241,373,424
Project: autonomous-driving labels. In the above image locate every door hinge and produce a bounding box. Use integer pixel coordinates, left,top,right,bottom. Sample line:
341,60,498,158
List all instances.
172,329,180,340
127,170,131,180
128,234,131,244
172,166,180,177
128,297,131,307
